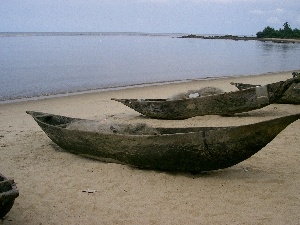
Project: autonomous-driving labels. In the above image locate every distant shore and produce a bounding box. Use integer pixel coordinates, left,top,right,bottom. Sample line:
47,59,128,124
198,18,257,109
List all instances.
179,34,300,43
3,32,300,43
0,32,184,37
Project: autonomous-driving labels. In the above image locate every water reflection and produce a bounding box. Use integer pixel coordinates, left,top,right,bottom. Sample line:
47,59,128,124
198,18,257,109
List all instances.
259,41,300,53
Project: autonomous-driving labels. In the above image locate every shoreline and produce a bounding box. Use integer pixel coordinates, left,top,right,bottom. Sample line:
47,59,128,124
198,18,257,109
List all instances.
180,34,300,43
1,71,300,224
1,70,298,105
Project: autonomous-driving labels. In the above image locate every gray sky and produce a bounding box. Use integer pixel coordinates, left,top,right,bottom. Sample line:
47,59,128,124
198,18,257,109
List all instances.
1,0,299,35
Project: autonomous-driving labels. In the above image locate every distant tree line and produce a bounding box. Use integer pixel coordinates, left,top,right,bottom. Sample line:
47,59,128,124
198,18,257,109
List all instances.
256,22,300,39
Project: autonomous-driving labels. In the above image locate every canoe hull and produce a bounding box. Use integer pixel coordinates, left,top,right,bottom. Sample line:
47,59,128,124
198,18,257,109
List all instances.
27,111,300,172
113,76,300,119
276,83,300,104
113,87,268,119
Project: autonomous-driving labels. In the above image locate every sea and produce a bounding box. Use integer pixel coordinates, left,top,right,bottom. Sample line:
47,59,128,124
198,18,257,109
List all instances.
1,32,300,102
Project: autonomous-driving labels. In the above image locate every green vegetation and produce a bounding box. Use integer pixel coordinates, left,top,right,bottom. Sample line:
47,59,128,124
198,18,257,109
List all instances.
256,22,300,39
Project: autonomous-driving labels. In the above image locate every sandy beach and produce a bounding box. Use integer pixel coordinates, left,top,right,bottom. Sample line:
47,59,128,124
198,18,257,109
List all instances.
1,71,300,225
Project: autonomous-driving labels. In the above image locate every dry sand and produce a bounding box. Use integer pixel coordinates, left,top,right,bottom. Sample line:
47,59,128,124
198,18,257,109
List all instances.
1,71,300,225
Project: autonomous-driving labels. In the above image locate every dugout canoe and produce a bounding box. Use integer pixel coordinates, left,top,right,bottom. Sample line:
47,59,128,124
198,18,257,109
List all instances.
27,111,300,173
0,173,19,218
112,75,300,119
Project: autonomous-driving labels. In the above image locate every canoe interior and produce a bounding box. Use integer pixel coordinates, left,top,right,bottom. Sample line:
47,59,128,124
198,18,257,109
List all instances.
27,111,225,135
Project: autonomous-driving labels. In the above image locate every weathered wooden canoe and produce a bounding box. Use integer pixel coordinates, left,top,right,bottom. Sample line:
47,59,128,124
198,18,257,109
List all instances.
27,111,300,173
231,72,300,104
0,173,19,218
112,75,300,119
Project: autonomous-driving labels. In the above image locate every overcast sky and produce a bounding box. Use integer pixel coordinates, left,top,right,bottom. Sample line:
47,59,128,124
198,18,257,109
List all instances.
1,0,300,35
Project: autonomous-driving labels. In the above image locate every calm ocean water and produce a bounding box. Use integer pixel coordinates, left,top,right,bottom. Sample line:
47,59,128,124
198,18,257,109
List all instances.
1,32,300,101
